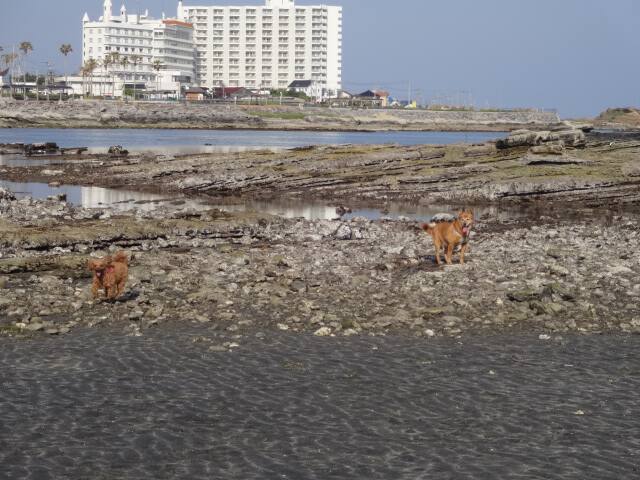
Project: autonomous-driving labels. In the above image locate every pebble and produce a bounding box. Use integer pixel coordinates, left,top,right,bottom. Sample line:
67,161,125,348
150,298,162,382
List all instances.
314,327,332,337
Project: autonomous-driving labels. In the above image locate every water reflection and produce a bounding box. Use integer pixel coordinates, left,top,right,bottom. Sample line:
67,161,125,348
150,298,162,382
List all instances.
80,187,170,210
213,199,520,222
217,201,340,220
0,154,64,167
0,180,522,222
0,180,169,211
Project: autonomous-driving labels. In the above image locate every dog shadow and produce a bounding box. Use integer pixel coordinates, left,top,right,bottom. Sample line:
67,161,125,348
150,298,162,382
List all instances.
100,289,140,304
417,255,473,269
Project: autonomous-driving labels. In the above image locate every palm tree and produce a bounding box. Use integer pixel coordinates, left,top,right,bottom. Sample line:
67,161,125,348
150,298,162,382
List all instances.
58,44,72,102
3,52,19,97
152,60,163,99
110,53,120,96
79,65,86,98
120,56,129,98
102,55,113,97
104,52,119,97
83,58,98,97
130,54,141,101
95,59,104,97
19,41,33,100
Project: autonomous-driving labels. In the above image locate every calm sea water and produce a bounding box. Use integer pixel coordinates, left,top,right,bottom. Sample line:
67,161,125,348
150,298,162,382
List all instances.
0,128,505,151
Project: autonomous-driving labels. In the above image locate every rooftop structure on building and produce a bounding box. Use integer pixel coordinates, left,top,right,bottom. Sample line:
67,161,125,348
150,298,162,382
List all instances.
81,0,195,97
179,0,342,96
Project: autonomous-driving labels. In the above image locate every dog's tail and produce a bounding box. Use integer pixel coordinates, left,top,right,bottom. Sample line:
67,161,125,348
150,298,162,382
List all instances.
421,222,436,233
112,251,128,265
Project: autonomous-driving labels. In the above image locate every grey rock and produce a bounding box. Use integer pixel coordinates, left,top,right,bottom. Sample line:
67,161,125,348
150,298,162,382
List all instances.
334,224,352,240
314,326,332,336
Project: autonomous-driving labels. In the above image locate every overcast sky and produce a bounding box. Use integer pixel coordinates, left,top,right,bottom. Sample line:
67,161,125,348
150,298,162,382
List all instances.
1,0,639,117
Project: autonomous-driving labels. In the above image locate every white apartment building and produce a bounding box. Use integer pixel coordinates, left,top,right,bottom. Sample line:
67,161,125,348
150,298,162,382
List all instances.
179,0,342,96
81,0,195,96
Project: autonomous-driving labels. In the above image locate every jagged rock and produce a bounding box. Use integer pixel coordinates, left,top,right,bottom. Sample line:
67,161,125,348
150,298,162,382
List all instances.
24,142,59,156
557,129,587,148
525,155,591,166
335,206,352,216
508,289,545,303
334,224,352,240
530,143,565,155
314,327,332,336
108,145,129,156
0,188,16,202
497,128,585,149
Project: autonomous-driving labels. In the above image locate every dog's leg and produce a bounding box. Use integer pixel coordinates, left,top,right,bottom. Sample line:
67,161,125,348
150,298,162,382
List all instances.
433,239,442,265
445,243,454,265
460,243,469,264
92,280,100,299
116,278,126,298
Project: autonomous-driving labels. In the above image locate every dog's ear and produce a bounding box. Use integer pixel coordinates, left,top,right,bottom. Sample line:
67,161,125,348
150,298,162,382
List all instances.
87,259,97,271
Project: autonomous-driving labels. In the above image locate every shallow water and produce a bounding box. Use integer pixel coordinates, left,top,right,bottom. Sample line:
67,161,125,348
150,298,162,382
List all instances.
0,180,176,212
0,128,505,151
0,179,525,221
2,328,639,480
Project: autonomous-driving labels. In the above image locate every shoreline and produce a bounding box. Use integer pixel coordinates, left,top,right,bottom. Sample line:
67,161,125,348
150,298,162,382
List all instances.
0,98,562,132
0,123,519,133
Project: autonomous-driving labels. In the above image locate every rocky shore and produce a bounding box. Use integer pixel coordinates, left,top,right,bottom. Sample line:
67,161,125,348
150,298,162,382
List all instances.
1,189,638,341
2,127,639,207
0,97,560,131
1,127,639,341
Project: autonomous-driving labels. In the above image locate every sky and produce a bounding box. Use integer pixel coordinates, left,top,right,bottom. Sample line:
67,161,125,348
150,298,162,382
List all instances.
1,0,639,118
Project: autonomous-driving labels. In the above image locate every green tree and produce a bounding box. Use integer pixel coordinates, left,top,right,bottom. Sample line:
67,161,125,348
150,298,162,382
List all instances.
58,44,73,101
19,41,33,101
2,51,19,97
106,52,120,97
102,55,112,97
102,53,113,96
120,56,129,98
83,58,98,97
130,54,141,100
152,60,163,98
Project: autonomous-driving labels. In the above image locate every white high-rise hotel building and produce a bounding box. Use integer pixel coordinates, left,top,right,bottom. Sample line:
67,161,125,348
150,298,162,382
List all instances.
82,0,342,96
82,0,195,94
179,0,342,95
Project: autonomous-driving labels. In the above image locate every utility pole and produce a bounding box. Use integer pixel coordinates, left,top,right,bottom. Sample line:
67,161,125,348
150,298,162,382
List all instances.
46,62,52,101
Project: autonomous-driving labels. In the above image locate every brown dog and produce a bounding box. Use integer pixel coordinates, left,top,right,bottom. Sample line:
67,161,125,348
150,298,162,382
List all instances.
87,251,129,300
422,210,474,265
